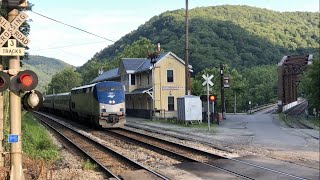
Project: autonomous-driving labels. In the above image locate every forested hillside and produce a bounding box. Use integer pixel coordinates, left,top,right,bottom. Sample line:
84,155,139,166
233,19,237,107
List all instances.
85,5,319,74
22,55,73,93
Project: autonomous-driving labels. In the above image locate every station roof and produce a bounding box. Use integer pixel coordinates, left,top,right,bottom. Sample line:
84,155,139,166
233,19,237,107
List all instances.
90,52,187,83
91,68,119,83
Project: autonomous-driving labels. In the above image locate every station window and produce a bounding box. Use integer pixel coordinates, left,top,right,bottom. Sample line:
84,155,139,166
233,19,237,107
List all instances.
168,96,174,111
167,70,174,82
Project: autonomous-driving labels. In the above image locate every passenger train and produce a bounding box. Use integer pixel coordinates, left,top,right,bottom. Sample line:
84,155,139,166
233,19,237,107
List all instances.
42,81,126,128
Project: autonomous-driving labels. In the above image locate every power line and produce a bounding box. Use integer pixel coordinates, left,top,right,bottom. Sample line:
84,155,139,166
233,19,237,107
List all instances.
33,41,106,51
30,10,116,43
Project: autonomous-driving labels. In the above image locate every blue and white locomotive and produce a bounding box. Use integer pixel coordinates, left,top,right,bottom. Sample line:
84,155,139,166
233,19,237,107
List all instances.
42,81,126,128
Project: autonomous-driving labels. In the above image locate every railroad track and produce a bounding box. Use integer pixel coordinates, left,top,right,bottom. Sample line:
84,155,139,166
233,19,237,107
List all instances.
283,116,319,140
282,101,319,140
34,112,314,179
33,112,169,180
105,128,309,180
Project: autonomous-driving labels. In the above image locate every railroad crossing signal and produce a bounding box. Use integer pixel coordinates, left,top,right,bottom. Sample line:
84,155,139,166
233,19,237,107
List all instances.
0,71,10,92
0,39,25,56
202,74,214,86
22,90,43,111
0,11,30,48
209,95,216,102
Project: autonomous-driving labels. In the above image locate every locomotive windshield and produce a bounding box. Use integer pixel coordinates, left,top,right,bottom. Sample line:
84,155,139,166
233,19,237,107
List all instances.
94,83,125,104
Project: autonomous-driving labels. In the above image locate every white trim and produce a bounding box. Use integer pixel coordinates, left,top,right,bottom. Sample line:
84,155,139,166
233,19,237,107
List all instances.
143,87,153,98
278,56,288,66
130,74,136,85
126,70,135,73
156,52,186,66
72,83,96,90
128,74,131,85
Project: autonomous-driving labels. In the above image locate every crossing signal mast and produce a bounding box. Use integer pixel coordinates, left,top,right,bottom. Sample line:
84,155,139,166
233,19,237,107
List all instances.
0,1,42,179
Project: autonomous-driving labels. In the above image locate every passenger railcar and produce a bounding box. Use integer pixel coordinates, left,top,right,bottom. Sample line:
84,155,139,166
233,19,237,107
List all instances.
42,94,54,113
53,92,71,118
42,81,126,128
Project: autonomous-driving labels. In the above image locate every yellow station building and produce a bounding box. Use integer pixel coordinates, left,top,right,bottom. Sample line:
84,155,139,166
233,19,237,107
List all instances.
91,52,191,119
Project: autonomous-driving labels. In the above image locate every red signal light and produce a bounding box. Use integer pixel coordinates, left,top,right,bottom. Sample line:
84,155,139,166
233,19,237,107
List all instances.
209,95,216,102
20,74,33,87
0,71,10,92
13,70,38,92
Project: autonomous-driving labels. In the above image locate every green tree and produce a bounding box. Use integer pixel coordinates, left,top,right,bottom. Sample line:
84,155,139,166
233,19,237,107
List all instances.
299,58,320,109
228,69,247,113
242,65,278,107
112,37,156,65
79,37,156,84
48,68,82,94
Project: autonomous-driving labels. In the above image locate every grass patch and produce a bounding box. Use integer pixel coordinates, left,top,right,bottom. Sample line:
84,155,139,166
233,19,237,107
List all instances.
82,159,97,170
21,112,59,161
311,118,320,128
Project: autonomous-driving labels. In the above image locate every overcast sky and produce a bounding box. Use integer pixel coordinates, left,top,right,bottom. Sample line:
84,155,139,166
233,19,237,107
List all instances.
25,0,319,66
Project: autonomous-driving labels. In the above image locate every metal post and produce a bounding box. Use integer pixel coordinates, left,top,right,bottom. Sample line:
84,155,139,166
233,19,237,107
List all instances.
234,92,237,114
0,60,4,167
206,74,210,130
212,101,215,125
8,8,25,180
220,62,225,119
152,64,155,118
185,0,190,95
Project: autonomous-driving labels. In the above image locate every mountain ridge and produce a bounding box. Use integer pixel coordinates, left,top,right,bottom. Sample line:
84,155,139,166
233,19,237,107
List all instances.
85,5,318,74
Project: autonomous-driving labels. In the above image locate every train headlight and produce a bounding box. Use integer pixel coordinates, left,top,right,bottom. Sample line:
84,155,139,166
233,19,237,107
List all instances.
112,100,115,104
101,105,105,108
109,100,112,104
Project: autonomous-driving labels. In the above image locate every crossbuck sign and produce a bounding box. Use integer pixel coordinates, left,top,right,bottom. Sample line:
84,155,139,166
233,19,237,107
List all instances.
0,12,30,48
202,74,214,86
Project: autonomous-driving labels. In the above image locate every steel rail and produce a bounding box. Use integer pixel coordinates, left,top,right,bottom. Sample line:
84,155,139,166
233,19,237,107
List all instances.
106,129,253,180
120,127,309,180
283,115,319,140
33,113,120,180
34,112,169,180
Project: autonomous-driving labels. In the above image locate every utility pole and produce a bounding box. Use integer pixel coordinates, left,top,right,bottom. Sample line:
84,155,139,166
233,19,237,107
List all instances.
8,8,24,180
0,58,4,168
147,45,160,119
0,1,39,179
220,62,226,119
185,0,190,95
